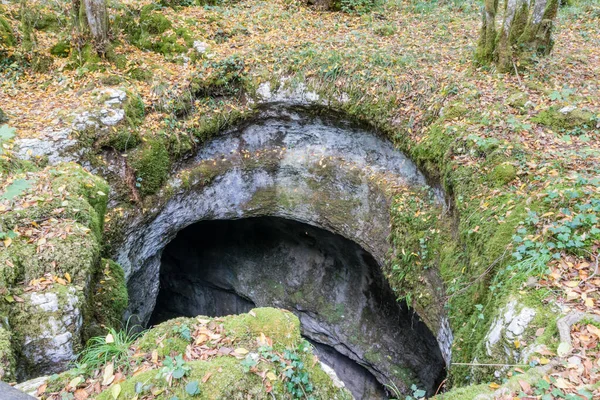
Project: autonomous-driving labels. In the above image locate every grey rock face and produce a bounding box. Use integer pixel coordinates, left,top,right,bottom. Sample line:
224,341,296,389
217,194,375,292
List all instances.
16,287,83,379
15,88,128,165
116,104,450,395
0,382,36,399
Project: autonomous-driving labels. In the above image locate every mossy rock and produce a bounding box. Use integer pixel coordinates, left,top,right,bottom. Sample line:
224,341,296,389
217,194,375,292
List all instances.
130,138,171,196
507,91,529,109
50,40,71,58
98,308,349,399
90,259,128,331
0,15,15,48
532,107,596,131
100,74,123,86
0,325,16,382
488,162,516,186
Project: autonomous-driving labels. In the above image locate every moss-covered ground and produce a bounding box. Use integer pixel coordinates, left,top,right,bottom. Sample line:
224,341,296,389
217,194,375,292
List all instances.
41,308,351,399
1,0,599,397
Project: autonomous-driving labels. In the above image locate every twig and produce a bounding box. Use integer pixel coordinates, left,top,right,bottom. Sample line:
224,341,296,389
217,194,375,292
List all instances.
451,362,528,367
434,378,447,396
447,248,509,301
580,250,599,285
513,60,523,87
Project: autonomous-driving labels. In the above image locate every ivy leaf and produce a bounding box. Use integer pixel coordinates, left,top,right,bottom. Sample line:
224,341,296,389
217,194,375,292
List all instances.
185,381,201,396
172,368,186,379
0,124,15,142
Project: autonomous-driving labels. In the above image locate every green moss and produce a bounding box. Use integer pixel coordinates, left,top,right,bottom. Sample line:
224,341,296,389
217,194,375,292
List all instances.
442,104,469,121
140,7,172,35
222,308,300,349
532,107,596,131
128,67,153,82
507,91,528,109
0,15,15,48
130,138,171,196
434,383,492,399
0,325,16,382
91,259,128,330
488,163,516,185
49,40,71,58
411,124,453,180
100,74,122,86
137,317,194,357
33,12,62,31
123,93,145,126
71,43,102,69
105,127,141,152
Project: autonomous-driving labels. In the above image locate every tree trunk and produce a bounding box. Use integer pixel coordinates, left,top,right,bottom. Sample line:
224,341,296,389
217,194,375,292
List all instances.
82,0,109,55
475,0,559,73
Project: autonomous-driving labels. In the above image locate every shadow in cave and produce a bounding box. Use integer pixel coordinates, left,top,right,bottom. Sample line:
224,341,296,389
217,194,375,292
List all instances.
148,217,445,398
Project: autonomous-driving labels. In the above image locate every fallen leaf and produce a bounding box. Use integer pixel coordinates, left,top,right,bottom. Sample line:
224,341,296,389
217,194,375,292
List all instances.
488,382,500,389
202,372,212,383
36,383,47,396
518,379,531,394
106,333,114,344
111,383,121,399
74,389,89,400
102,362,115,386
557,342,571,357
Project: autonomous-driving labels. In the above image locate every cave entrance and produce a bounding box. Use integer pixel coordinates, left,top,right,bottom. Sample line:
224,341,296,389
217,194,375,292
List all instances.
148,216,445,398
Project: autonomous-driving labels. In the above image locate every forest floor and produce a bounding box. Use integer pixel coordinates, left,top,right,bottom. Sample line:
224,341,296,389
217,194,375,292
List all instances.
1,0,600,398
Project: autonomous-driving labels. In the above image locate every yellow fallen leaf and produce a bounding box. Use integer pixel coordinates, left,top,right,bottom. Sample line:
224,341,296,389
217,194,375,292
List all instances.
540,357,550,365
489,382,500,389
584,298,595,308
65,272,71,283
111,383,121,399
514,339,520,349
56,277,67,285
106,333,114,344
266,371,277,381
68,376,83,390
235,348,249,355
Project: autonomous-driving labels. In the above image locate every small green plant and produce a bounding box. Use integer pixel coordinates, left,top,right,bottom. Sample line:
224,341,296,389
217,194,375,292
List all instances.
340,0,375,14
241,340,315,399
185,380,201,396
172,323,192,341
79,324,142,373
157,354,190,382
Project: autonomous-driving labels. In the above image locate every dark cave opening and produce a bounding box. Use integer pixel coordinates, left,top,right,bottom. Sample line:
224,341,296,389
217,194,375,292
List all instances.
148,217,446,398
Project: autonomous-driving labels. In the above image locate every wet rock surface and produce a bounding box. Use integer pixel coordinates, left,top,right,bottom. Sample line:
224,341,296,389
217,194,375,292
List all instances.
149,217,446,397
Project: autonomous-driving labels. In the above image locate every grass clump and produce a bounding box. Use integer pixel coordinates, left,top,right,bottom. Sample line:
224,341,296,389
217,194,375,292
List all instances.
79,324,142,373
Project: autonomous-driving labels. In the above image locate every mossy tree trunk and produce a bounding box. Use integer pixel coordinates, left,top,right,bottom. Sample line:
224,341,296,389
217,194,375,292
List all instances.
72,0,109,56
475,0,559,72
